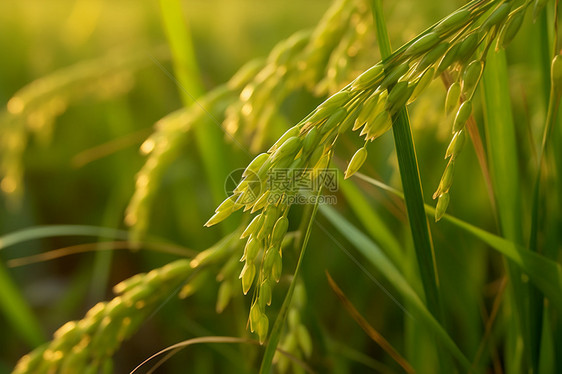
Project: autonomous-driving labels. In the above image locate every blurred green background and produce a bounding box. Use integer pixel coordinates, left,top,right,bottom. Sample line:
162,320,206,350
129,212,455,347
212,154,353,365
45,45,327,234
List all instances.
0,0,555,373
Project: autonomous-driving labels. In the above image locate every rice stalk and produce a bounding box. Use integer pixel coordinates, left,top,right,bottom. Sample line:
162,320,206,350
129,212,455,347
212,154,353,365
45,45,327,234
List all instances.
224,0,375,153
431,0,537,221
0,47,167,206
200,0,544,355
258,187,322,374
159,0,233,218
370,0,445,336
125,86,236,244
12,233,240,374
272,279,313,374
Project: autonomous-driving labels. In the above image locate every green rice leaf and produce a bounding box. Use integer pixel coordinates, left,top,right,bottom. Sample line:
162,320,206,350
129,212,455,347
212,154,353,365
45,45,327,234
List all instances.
338,169,403,268
371,0,442,320
319,205,471,371
482,48,530,372
354,173,562,311
159,0,234,233
0,262,45,347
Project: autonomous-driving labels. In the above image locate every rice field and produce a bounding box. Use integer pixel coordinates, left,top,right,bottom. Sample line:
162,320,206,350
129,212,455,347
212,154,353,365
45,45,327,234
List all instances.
1,0,561,373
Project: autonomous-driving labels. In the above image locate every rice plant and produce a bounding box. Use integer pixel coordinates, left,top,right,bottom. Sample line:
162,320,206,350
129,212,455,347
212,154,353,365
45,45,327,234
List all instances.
1,0,561,373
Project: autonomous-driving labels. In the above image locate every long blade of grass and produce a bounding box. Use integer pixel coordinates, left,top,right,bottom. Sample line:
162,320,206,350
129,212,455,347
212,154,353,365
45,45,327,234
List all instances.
319,205,471,371
7,240,195,268
444,213,562,312
481,51,525,259
0,225,130,250
130,336,313,374
529,89,560,258
0,262,45,347
528,55,561,374
158,0,203,98
259,188,322,374
536,8,562,371
370,0,441,320
338,168,403,268
481,48,530,373
353,172,562,311
159,0,234,232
